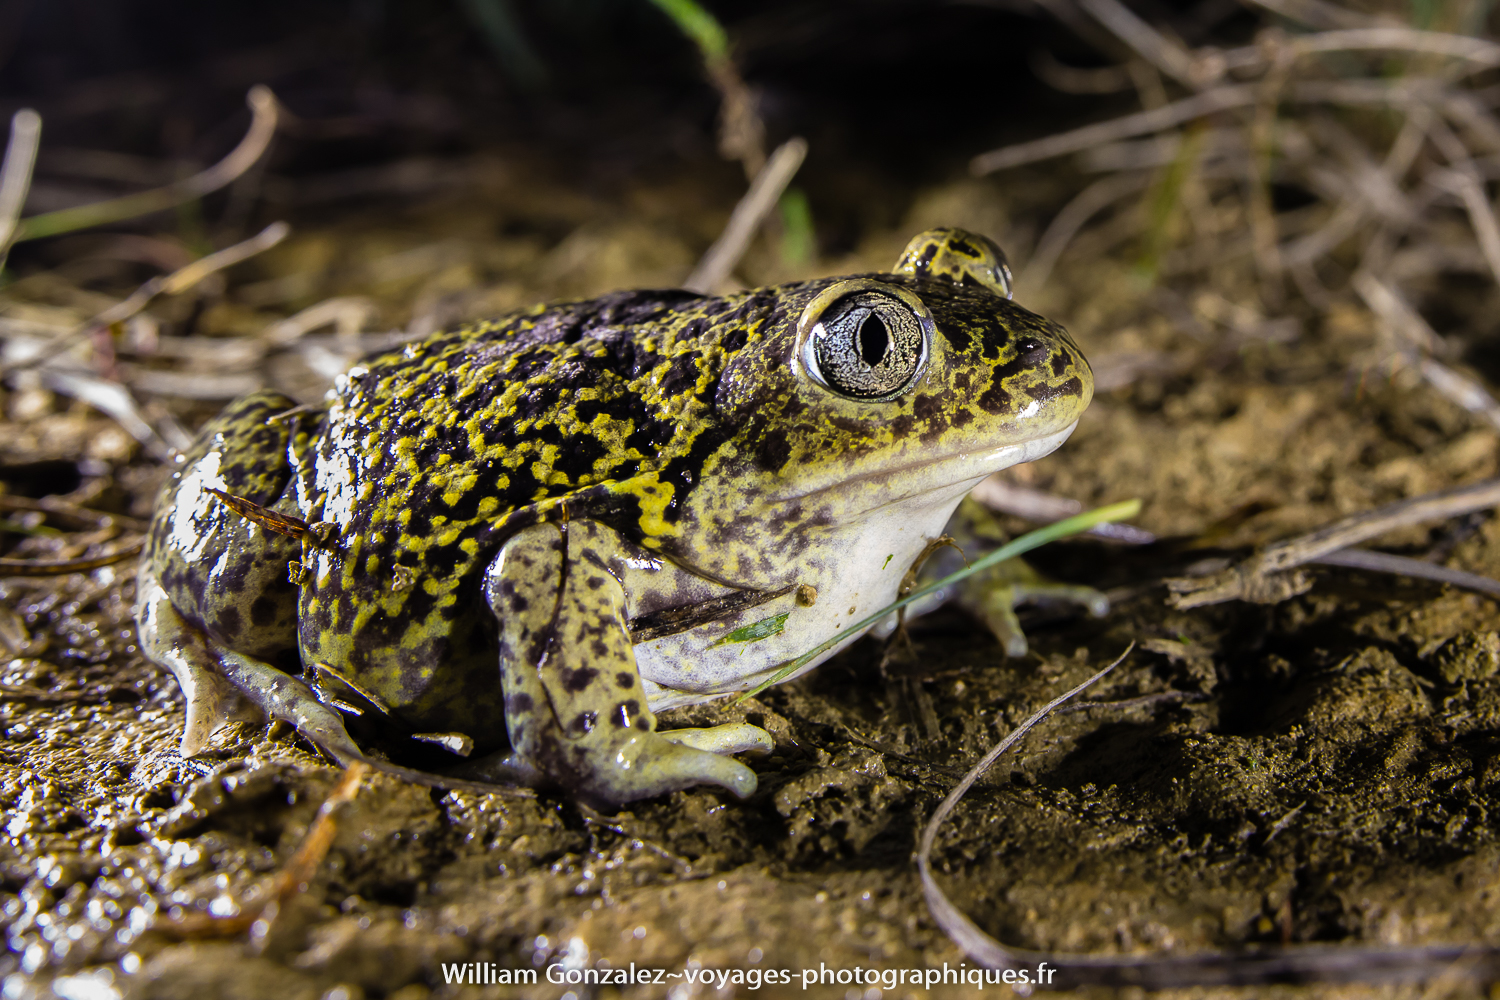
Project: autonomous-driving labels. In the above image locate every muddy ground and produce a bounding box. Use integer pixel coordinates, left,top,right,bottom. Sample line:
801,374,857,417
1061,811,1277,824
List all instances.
3,150,1500,1000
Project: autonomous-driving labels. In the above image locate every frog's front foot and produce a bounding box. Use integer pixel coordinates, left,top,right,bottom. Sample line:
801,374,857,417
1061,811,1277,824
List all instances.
586,725,767,803
971,576,1109,658
491,522,776,805
876,554,1109,659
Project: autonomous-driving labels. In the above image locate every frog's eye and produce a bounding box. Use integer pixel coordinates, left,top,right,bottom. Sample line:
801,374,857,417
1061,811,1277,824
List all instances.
796,280,933,401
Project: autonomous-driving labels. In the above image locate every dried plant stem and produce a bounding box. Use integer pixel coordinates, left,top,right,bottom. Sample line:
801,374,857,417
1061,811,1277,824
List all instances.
1353,270,1500,431
261,296,376,346
1077,0,1199,88
1167,478,1500,608
684,137,807,294
1352,271,1448,355
974,76,1488,176
1,221,289,378
0,109,41,267
1019,172,1151,293
1313,548,1500,598
0,538,144,576
1248,60,1291,306
1256,480,1500,570
1411,355,1500,432
1241,0,1373,30
10,86,278,244
650,0,764,179
1214,26,1500,76
155,761,369,941
971,86,1256,174
1282,27,1500,69
1291,110,1426,266
1436,170,1500,286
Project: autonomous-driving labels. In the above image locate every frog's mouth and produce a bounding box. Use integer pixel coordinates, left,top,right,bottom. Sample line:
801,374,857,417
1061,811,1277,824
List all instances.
773,421,1079,512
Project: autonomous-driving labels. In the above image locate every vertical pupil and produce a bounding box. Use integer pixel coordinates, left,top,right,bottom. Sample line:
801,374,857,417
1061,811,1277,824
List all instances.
859,314,889,367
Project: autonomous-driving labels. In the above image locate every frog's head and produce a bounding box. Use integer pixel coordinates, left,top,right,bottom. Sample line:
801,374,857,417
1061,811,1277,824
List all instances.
690,228,1091,569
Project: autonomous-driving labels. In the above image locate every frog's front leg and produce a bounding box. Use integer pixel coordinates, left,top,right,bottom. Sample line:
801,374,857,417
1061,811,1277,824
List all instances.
487,521,771,804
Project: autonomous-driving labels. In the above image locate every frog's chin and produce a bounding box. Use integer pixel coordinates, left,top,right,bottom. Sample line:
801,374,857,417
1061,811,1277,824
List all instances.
777,420,1079,513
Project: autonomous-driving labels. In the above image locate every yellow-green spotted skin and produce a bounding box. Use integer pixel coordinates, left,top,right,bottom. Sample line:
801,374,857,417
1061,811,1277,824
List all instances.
136,229,1093,804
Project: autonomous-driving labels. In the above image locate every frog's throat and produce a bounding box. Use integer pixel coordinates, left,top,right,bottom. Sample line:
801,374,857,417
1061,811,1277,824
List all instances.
774,421,1078,509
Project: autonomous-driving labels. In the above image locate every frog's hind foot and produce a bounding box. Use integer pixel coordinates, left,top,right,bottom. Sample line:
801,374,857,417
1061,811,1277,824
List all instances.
140,567,540,795
137,569,267,755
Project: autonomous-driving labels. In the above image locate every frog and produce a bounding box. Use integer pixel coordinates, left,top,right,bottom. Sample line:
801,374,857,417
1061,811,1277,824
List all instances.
134,227,1095,805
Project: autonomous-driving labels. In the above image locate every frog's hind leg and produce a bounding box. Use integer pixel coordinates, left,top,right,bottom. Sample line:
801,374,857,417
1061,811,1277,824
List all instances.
141,565,541,793
136,564,265,755
141,564,381,767
139,561,370,765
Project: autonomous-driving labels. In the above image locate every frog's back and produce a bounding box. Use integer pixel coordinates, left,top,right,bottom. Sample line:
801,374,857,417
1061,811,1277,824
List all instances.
311,287,788,555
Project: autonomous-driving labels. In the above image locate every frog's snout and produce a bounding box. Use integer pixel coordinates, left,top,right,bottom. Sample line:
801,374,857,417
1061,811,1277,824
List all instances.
986,322,1093,430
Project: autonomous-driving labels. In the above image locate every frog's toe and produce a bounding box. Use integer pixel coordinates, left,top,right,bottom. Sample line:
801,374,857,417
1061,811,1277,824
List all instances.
1018,582,1110,618
660,722,774,757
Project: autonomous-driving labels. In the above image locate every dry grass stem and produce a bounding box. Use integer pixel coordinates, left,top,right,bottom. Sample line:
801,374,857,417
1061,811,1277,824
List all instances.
154,761,370,941
0,109,41,265
11,86,278,244
1352,271,1448,354
1312,548,1500,598
1018,172,1151,293
1,220,288,378
684,136,807,293
1077,0,1201,88
1167,478,1500,608
1241,0,1373,30
0,537,144,576
1434,169,1500,283
261,295,376,347
971,86,1256,174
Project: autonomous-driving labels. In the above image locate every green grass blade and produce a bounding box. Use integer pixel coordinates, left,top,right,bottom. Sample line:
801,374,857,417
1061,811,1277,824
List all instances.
647,0,730,62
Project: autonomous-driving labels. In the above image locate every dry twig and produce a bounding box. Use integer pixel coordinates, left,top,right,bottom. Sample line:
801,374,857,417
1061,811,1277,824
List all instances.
10,86,278,244
1166,478,1500,608
153,761,369,941
0,538,144,576
0,109,41,268
1,221,289,379
684,137,808,294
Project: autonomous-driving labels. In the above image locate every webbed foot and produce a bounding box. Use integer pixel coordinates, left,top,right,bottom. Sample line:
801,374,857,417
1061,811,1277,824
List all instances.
587,728,762,802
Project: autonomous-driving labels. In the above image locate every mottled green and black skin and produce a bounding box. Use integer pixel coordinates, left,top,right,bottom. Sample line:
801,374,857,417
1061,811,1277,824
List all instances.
137,229,1094,804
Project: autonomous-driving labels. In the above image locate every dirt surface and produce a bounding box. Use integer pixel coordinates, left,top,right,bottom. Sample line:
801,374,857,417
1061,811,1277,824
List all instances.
3,153,1500,1000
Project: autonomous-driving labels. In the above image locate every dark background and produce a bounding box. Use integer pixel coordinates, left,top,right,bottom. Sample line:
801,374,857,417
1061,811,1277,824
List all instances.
0,0,1260,256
